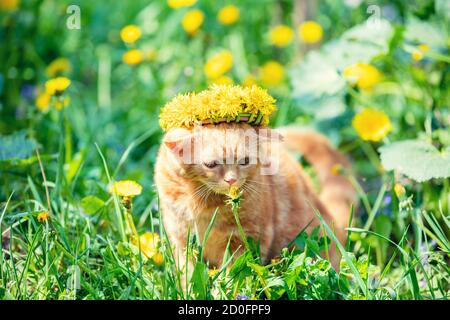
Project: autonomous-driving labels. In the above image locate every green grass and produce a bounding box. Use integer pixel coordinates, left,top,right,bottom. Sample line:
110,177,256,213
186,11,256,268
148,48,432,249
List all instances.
0,133,448,300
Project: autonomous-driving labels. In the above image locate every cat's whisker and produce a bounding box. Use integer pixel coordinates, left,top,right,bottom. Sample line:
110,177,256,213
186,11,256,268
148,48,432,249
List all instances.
245,179,275,186
242,182,263,200
192,185,208,199
192,186,213,211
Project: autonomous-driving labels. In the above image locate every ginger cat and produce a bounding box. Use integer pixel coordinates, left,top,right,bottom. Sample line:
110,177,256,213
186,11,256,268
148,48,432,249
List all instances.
154,123,357,270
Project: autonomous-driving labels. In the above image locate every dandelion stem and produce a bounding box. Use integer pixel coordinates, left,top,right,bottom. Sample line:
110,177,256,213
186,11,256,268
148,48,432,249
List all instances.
123,201,139,243
230,201,250,252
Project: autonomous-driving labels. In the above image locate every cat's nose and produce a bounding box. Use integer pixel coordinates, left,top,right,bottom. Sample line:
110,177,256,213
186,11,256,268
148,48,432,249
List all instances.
224,178,237,185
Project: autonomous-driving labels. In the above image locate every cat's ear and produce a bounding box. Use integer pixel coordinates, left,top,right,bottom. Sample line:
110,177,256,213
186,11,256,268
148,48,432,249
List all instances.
163,128,193,151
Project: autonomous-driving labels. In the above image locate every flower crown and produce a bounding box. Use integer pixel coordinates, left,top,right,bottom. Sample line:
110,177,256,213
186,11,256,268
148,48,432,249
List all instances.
159,84,277,131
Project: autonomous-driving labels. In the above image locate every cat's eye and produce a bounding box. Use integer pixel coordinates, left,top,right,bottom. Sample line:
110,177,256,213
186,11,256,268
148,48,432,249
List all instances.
238,157,250,166
203,161,219,169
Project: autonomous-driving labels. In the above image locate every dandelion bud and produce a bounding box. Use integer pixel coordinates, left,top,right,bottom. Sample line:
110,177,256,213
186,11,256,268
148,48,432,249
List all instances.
394,183,406,198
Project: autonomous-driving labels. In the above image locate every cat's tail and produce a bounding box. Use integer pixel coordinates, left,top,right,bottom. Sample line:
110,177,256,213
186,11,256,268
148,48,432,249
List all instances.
277,127,357,230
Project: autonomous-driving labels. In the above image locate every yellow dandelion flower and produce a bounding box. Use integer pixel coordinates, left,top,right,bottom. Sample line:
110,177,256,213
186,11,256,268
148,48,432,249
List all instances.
331,163,343,176
411,44,430,61
0,0,19,11
159,93,198,129
259,60,285,87
217,5,240,25
37,211,50,223
210,75,234,85
269,25,294,47
35,92,51,112
298,21,323,44
394,183,406,198
152,252,164,266
182,9,204,35
197,84,242,120
343,63,382,91
208,268,219,278
45,77,71,96
109,180,143,197
99,219,109,228
418,44,430,53
120,24,142,44
228,186,241,200
122,49,144,65
167,0,197,9
204,50,233,79
54,95,70,110
352,108,392,142
239,85,277,125
159,84,276,130
46,58,71,78
271,257,280,264
139,232,160,258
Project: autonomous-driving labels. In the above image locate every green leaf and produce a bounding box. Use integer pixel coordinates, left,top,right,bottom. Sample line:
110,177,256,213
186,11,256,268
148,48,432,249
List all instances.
0,287,14,300
190,262,208,299
80,196,105,215
379,140,450,182
435,0,450,20
116,242,130,256
65,151,84,183
228,251,253,281
341,19,393,52
404,17,447,47
374,215,392,262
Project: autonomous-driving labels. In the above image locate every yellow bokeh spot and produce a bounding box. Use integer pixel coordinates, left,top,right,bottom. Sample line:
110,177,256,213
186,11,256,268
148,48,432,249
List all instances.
217,5,240,25
210,75,234,85
242,74,257,87
269,25,294,47
46,58,71,78
167,0,197,9
298,21,323,44
45,77,71,96
343,63,382,91
0,0,19,11
352,108,392,142
182,9,204,35
120,25,142,44
54,95,71,110
204,50,233,79
35,92,51,112
122,49,144,65
411,44,430,62
259,60,285,87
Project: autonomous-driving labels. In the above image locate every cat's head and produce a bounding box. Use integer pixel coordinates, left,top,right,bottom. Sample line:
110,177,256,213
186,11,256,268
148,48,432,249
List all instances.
162,123,281,195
